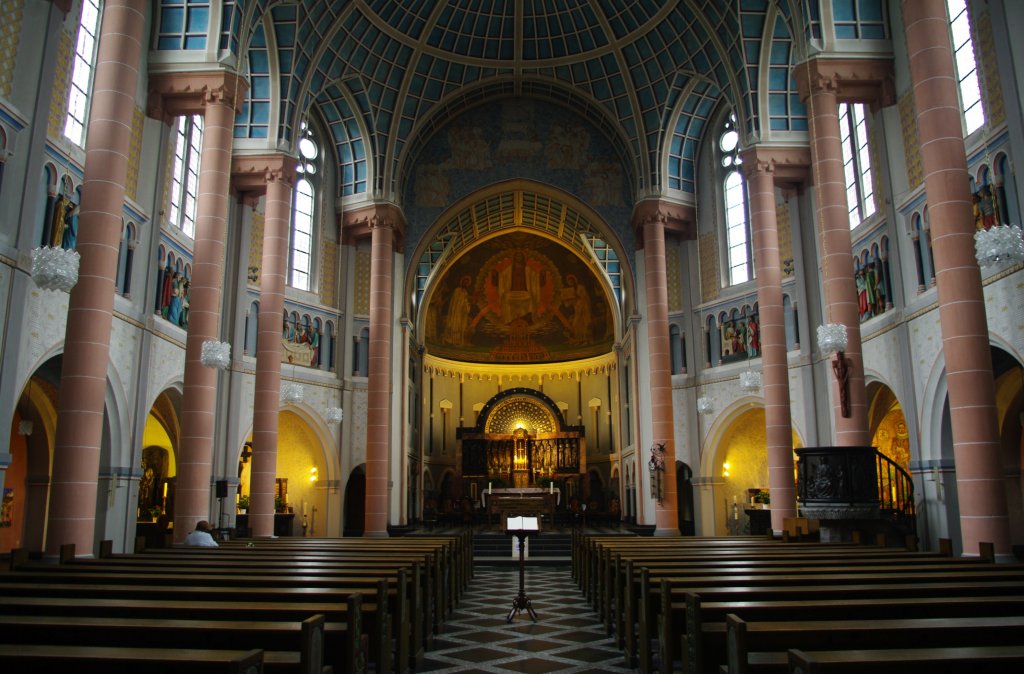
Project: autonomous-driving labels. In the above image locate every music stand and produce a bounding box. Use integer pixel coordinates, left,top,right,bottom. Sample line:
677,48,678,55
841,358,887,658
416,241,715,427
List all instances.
505,514,540,622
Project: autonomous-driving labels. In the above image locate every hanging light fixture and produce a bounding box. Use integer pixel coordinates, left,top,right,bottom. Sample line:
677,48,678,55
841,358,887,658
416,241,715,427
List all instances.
974,224,1024,267
696,396,714,415
31,246,80,292
325,407,344,424
200,340,232,369
739,370,762,392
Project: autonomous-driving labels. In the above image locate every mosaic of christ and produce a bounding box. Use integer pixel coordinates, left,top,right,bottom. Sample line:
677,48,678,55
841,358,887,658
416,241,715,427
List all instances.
424,232,615,364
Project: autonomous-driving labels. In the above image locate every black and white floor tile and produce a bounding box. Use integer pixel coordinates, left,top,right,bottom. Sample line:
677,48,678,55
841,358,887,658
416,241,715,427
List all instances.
419,567,635,673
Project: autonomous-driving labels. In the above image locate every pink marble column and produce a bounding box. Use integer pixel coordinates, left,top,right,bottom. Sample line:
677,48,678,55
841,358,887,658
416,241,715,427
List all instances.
903,0,1009,555
232,157,297,538
46,0,146,557
633,203,686,536
742,149,809,533
342,205,404,536
794,59,893,446
149,71,247,542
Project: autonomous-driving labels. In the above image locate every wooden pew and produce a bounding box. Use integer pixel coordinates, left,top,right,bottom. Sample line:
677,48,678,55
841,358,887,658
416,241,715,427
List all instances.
0,590,378,673
787,645,1024,673
718,613,1024,674
1,613,332,674
0,644,265,673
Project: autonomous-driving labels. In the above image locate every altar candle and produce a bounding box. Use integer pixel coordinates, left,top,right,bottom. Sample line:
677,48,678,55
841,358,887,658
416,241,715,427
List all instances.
302,501,307,516
488,482,492,494
163,483,168,498
549,481,554,494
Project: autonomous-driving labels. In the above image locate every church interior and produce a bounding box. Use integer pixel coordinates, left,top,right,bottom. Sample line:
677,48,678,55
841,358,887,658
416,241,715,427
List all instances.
2,0,1024,670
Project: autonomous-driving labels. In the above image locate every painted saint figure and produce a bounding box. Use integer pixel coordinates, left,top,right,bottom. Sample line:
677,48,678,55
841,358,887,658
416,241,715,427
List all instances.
444,276,473,345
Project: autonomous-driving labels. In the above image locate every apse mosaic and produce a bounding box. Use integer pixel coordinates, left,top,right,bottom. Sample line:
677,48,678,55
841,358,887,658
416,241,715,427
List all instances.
423,232,614,364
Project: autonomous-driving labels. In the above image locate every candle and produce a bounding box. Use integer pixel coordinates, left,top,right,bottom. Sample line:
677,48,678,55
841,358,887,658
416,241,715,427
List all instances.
163,483,168,498
549,481,554,494
488,482,492,494
302,501,307,516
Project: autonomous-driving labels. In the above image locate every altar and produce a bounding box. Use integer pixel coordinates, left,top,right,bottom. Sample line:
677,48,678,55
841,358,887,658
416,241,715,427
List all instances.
483,488,558,526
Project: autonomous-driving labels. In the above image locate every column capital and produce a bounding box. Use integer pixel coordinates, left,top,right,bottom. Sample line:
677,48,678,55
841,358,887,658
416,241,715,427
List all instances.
147,70,250,123
739,146,811,188
231,154,299,204
630,198,696,246
793,57,895,109
341,202,406,248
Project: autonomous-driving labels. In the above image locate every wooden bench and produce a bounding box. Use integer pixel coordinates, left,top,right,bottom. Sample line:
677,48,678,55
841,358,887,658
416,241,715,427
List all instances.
717,613,1024,674
1,613,332,674
0,644,265,673
787,645,1024,673
659,575,1024,672
0,588,380,673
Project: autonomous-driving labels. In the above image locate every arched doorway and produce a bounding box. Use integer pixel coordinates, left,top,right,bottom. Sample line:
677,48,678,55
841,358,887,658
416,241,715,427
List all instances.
344,465,366,537
992,347,1024,552
2,365,59,554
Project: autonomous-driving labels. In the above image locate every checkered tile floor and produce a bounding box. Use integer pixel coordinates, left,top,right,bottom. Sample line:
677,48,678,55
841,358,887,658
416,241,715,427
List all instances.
420,567,634,673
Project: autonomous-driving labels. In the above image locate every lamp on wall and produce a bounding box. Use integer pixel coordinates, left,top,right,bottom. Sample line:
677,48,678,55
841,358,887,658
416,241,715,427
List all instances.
325,407,344,424
31,246,80,292
739,370,762,392
280,382,304,405
648,442,666,503
817,323,851,418
696,396,714,415
200,340,231,369
974,223,1024,267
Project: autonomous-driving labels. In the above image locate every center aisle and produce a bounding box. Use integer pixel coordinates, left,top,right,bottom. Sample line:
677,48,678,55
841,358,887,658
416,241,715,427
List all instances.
420,566,634,673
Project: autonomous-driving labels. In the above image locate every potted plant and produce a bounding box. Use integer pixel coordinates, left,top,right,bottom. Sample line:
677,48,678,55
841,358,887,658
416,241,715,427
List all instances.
753,489,771,508
237,494,249,514
274,495,286,513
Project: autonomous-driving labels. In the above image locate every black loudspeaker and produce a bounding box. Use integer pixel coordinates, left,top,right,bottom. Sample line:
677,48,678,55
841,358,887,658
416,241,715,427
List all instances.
215,480,228,499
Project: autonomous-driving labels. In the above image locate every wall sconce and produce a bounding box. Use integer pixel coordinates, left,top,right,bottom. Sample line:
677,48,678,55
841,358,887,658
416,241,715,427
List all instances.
18,420,33,436
309,467,318,483
247,266,260,283
739,370,762,392
697,396,714,415
782,258,795,275
648,443,666,503
817,323,851,418
722,461,731,478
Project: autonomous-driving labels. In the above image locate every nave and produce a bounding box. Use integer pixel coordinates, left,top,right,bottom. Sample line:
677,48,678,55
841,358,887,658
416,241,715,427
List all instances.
420,567,630,674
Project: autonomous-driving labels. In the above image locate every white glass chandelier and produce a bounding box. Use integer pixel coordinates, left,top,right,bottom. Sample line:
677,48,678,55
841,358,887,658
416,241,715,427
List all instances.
975,224,1024,267
325,407,344,424
696,396,714,415
739,370,762,392
31,246,80,292
816,323,848,356
280,382,304,405
200,340,231,369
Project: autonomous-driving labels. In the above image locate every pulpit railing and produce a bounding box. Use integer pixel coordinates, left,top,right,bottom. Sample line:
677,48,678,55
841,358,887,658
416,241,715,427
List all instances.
876,450,916,535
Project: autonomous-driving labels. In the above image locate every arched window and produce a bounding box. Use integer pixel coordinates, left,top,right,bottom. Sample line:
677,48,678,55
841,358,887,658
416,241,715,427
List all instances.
168,115,204,237
946,0,985,135
290,122,320,291
838,103,875,228
64,0,102,147
718,113,751,285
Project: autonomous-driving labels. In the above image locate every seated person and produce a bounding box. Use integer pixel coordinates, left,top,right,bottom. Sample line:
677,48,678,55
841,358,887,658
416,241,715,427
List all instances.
183,519,218,547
